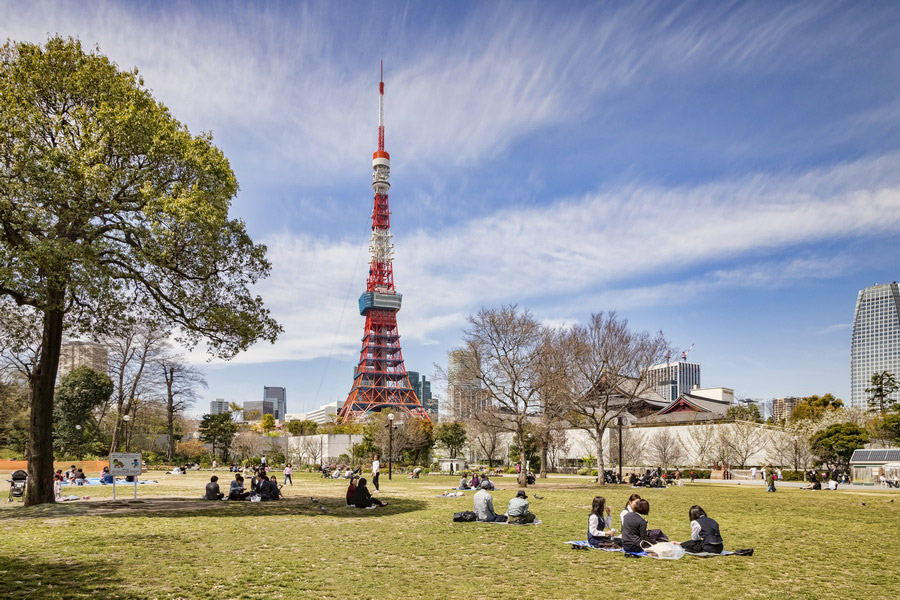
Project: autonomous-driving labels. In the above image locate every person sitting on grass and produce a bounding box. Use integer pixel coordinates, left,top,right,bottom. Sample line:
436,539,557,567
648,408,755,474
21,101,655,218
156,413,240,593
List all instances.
801,473,822,490
457,474,470,490
473,480,506,522
100,467,114,484
74,468,87,485
621,499,653,554
205,475,224,500
679,505,723,554
351,477,388,508
506,490,536,524
469,472,481,489
267,475,282,500
229,474,250,501
480,475,495,491
588,496,619,547
346,476,358,505
620,493,641,529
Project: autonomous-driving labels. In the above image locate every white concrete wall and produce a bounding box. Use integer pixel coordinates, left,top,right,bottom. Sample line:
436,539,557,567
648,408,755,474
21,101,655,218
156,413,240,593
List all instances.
287,434,363,463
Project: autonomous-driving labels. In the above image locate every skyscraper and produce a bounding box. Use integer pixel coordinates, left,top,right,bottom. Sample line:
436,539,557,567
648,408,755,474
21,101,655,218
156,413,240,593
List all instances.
209,399,229,415
264,386,287,420
850,282,900,409
58,340,109,380
408,372,435,417
447,349,485,419
647,362,701,403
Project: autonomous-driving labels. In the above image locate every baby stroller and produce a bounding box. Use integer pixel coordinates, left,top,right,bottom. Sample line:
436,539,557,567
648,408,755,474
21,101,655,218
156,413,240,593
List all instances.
7,469,27,502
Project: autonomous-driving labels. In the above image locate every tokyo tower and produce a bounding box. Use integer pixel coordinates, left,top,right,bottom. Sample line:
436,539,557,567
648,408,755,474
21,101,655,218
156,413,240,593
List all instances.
337,64,430,423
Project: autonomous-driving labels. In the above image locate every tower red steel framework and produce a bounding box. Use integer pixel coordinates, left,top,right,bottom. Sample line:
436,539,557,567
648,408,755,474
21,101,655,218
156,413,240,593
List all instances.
337,64,430,423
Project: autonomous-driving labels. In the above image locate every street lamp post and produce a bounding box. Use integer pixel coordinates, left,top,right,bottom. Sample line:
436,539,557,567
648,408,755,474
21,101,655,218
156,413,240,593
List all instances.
75,424,83,461
123,414,131,452
387,413,395,480
617,416,624,483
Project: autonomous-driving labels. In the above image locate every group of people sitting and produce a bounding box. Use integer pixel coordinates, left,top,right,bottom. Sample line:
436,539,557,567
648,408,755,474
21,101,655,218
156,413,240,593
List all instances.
588,493,725,555
55,465,87,485
320,464,362,479
470,480,537,524
345,476,388,508
456,472,495,491
206,468,283,501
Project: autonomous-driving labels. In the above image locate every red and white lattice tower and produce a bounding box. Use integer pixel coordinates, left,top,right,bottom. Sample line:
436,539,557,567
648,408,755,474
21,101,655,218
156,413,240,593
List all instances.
337,63,430,423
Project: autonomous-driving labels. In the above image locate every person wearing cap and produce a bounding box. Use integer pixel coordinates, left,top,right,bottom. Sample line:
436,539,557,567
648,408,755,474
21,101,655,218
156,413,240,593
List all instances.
506,490,536,524
473,480,506,522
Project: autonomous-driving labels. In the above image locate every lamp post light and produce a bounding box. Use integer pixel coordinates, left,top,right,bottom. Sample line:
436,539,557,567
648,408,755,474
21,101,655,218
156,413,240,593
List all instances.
123,414,131,452
387,413,395,481
617,416,624,483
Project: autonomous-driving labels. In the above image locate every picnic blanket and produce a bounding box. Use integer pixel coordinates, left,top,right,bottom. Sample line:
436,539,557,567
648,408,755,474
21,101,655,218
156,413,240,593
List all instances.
565,541,736,559
480,519,542,526
62,478,158,486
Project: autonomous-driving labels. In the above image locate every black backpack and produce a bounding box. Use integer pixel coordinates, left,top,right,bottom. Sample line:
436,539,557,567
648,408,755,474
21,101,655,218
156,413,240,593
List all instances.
453,511,477,522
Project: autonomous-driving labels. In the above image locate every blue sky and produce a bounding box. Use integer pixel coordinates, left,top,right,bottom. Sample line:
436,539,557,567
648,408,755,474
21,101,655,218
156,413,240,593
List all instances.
4,1,900,415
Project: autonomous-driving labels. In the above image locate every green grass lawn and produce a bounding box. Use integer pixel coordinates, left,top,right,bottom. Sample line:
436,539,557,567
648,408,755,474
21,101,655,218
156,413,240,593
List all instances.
0,471,897,600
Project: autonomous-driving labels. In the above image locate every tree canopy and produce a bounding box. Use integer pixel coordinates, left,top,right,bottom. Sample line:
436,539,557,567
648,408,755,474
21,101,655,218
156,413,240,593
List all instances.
790,393,843,422
809,422,869,469
53,365,113,459
0,37,280,504
434,421,467,459
866,371,898,413
198,413,238,461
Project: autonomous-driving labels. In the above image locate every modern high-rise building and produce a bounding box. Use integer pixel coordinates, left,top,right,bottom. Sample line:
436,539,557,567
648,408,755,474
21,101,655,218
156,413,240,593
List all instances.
264,386,287,420
209,399,229,415
851,282,900,409
647,362,701,403
58,340,109,380
772,397,800,422
242,400,274,421
408,372,436,417
447,349,485,420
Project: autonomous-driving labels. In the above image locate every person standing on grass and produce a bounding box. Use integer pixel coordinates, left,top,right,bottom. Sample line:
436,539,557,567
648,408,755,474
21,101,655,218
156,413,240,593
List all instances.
765,468,776,492
372,454,381,492
283,464,293,486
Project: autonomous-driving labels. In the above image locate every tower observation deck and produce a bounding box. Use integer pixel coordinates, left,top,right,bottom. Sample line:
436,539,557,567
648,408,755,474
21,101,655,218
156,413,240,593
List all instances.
337,64,430,423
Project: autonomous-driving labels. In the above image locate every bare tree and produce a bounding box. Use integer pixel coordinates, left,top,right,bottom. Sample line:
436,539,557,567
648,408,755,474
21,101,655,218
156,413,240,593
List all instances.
298,435,323,466
681,421,717,467
724,421,765,467
102,323,169,453
712,427,736,468
565,312,669,484
232,430,265,461
771,425,813,471
534,327,570,477
468,419,504,467
458,306,549,486
647,427,684,469
157,353,207,461
545,428,570,472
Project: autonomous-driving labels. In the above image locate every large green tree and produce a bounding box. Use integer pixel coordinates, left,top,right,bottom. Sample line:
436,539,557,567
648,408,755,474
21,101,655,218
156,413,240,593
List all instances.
434,421,467,459
198,412,238,461
0,37,280,505
809,423,869,470
790,393,843,422
866,371,898,413
53,366,113,459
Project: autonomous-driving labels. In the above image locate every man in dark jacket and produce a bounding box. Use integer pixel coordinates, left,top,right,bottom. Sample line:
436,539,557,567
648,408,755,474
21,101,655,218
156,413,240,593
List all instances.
205,476,224,500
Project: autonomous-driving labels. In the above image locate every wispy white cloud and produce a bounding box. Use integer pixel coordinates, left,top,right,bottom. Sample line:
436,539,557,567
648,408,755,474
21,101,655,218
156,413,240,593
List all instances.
816,323,851,336
0,1,852,183
210,151,900,364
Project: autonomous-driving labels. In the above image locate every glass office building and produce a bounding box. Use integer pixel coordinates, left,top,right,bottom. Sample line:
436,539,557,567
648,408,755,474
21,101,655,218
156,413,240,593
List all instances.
647,362,701,403
850,282,900,409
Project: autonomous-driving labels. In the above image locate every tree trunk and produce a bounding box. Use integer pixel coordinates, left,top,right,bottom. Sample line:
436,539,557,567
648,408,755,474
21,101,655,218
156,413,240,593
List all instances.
539,442,549,479
25,301,65,506
595,426,606,486
109,399,123,454
516,428,528,487
165,368,175,461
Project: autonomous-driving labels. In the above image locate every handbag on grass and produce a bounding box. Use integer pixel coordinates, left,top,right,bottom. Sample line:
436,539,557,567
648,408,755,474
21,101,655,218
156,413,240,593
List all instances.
640,540,685,559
